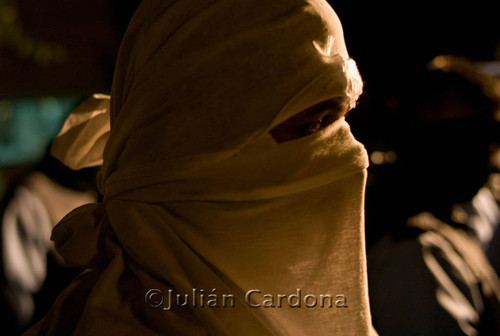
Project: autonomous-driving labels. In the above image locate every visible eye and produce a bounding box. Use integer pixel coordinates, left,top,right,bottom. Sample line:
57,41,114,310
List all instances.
319,112,340,129
270,98,349,143
304,120,323,135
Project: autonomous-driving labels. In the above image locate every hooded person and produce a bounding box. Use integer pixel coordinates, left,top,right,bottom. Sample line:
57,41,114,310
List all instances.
26,0,375,335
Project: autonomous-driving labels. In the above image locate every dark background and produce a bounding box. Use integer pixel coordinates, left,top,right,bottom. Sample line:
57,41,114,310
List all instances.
335,1,500,84
1,1,498,98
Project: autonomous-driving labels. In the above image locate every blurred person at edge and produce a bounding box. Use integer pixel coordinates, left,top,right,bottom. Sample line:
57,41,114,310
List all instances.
366,55,500,336
24,0,378,335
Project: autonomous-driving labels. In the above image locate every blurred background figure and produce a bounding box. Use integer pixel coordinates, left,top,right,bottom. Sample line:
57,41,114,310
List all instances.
0,1,141,334
352,55,500,336
1,153,99,334
0,0,498,334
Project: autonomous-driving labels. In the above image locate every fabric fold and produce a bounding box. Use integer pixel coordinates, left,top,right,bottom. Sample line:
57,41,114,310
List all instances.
51,203,108,268
37,1,375,335
50,94,110,170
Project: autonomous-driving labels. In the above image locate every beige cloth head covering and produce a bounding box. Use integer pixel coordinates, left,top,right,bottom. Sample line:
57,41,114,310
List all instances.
41,0,375,335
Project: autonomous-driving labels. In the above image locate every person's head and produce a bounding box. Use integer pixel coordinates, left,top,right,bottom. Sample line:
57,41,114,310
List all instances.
365,55,500,221
97,0,366,197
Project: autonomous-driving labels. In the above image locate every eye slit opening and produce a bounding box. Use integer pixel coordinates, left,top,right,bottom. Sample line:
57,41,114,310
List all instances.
269,97,349,143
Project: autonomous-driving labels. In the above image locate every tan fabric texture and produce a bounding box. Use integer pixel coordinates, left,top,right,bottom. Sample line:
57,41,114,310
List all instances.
28,0,375,335
51,93,110,170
